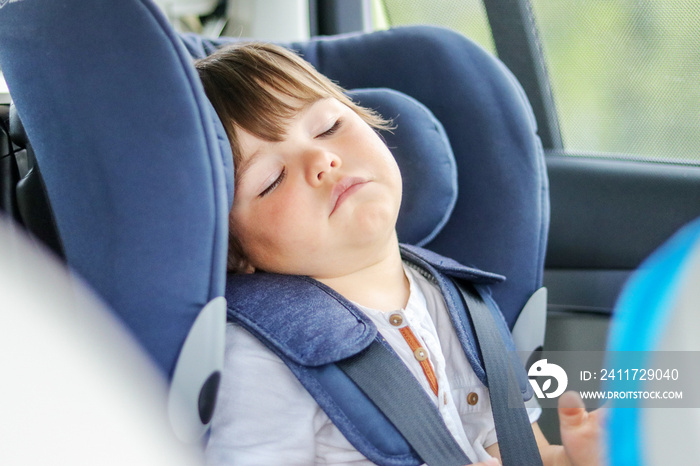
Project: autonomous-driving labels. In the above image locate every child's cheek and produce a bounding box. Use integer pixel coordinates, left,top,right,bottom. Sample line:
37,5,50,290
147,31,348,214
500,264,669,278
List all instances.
263,186,317,236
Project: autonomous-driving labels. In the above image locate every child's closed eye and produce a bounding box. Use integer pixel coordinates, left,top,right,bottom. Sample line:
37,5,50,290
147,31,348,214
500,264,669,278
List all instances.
317,118,342,138
259,168,286,197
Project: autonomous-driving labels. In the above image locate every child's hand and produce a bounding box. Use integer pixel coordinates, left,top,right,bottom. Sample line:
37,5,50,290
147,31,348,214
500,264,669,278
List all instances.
558,391,605,466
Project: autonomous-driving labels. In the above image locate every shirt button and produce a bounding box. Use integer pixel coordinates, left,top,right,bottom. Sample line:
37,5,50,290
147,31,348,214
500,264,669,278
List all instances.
467,392,479,405
413,347,428,361
389,313,403,326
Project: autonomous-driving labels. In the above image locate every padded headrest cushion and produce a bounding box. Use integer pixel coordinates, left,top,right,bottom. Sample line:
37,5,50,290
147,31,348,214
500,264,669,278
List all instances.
346,88,457,246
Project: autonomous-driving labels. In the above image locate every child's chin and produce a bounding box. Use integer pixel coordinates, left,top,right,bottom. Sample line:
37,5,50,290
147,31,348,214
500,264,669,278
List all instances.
351,209,396,238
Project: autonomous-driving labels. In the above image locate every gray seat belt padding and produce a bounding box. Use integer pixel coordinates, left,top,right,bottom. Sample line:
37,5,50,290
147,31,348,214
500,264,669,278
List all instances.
457,284,543,466
338,340,472,466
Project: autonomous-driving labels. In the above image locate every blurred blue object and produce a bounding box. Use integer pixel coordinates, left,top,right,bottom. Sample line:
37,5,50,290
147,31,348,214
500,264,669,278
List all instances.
606,217,700,465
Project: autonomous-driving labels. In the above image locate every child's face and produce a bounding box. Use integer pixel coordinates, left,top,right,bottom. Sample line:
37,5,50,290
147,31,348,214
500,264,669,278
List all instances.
230,97,403,279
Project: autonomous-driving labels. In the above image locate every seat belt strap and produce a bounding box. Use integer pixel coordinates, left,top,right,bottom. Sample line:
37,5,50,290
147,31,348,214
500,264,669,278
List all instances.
338,340,472,466
456,283,543,466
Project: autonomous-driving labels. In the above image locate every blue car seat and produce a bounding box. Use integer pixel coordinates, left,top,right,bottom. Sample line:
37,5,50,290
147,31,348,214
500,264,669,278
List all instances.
0,0,548,453
184,28,550,334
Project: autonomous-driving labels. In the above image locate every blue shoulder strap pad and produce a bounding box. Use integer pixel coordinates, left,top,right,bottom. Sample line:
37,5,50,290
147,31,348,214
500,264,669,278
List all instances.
225,273,421,465
225,273,377,366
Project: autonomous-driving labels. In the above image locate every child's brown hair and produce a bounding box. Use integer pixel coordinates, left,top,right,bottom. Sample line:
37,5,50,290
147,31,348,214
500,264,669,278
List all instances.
194,42,392,273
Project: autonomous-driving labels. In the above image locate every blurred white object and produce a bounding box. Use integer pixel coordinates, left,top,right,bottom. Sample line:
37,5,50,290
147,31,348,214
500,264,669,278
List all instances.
0,216,204,466
153,0,218,18
0,71,10,104
152,0,311,41
152,0,220,34
225,0,310,42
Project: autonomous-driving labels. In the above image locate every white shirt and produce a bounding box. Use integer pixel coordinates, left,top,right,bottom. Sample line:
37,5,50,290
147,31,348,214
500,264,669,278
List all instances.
205,265,541,465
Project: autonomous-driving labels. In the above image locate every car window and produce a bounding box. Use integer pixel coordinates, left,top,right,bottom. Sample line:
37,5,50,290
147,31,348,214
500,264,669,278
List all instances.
532,1,700,163
377,0,495,54
378,0,700,164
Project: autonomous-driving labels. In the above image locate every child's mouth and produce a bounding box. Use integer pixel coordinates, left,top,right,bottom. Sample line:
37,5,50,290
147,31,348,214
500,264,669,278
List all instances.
330,177,368,215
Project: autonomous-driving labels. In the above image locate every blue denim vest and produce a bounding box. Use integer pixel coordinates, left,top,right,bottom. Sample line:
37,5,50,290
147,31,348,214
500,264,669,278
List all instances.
224,244,532,465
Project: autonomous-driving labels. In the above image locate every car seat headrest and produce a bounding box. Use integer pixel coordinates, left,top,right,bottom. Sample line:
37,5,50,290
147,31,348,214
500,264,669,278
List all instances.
346,88,457,246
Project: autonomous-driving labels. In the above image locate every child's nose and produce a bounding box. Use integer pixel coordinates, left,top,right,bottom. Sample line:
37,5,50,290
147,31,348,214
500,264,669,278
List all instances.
305,149,341,185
